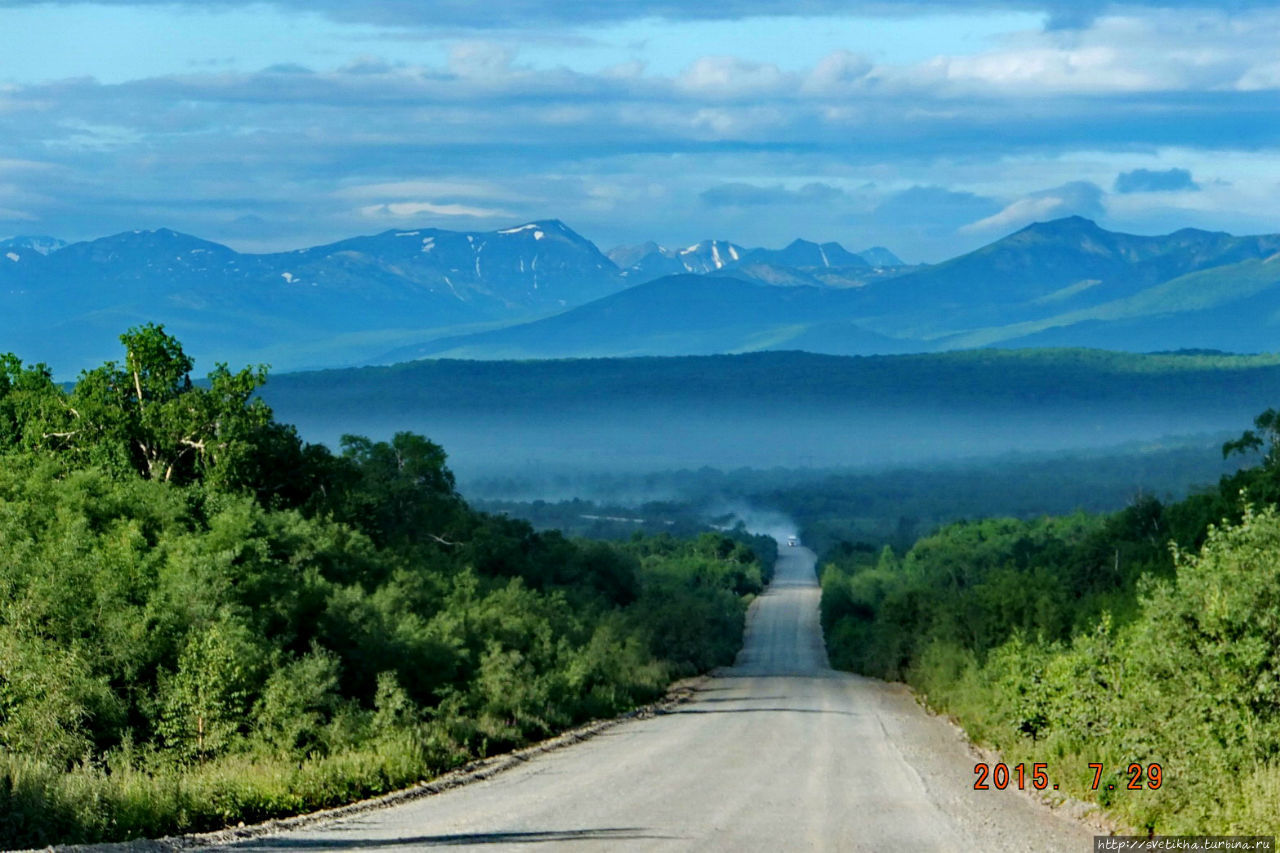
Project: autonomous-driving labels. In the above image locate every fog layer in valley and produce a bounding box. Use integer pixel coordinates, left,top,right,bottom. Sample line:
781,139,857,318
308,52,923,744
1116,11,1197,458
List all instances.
258,351,1273,518
271,402,1244,486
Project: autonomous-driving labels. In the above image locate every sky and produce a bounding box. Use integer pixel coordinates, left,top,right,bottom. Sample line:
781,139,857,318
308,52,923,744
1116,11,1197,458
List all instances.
1,1,1278,262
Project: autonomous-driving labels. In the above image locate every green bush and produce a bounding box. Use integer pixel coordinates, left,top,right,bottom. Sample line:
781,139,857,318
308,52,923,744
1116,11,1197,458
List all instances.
0,328,769,848
819,411,1280,833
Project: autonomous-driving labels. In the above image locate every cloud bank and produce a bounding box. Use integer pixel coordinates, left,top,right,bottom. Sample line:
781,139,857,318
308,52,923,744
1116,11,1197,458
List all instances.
0,3,1277,260
1114,167,1200,193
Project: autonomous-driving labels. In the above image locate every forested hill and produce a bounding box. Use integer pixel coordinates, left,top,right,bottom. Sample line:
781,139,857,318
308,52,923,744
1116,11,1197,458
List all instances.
268,348,1280,411
258,349,1280,477
0,326,775,848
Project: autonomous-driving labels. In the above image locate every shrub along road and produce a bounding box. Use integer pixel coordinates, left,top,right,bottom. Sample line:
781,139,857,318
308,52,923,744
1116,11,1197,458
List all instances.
207,545,1097,852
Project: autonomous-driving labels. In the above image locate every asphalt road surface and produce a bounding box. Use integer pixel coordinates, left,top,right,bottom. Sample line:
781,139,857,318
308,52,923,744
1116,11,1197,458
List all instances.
208,545,1098,852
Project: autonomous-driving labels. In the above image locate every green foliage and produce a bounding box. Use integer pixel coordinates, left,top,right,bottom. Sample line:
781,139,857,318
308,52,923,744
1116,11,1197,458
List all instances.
820,410,1280,834
41,324,272,485
157,618,261,763
0,330,769,848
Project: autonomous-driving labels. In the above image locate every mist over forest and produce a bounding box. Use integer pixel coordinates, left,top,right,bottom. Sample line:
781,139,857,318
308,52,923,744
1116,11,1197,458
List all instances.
259,350,1278,489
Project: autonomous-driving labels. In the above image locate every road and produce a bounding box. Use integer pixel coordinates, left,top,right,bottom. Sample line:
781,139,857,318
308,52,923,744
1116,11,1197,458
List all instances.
208,545,1098,852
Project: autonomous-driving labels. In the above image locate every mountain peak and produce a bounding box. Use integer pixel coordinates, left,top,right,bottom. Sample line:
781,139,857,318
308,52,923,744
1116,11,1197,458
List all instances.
744,239,866,269
98,227,213,244
0,235,66,256
1018,215,1105,236
857,246,904,267
70,229,237,259
493,219,594,247
607,241,662,269
499,218,574,234
1170,226,1231,239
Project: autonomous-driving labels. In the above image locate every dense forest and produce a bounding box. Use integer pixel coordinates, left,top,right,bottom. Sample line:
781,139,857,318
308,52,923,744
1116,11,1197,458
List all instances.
820,409,1280,833
269,349,1280,415
258,347,1280,481
0,326,775,848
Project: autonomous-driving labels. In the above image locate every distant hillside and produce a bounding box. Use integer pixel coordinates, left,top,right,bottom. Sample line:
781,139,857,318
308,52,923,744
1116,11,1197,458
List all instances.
945,253,1280,351
261,348,1280,479
857,217,1280,337
271,348,1280,415
379,274,915,361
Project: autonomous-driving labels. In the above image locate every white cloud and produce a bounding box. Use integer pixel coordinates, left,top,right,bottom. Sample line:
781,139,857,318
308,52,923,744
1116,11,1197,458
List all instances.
447,42,516,78
0,158,58,174
884,11,1280,95
358,201,514,219
3,7,1279,258
802,51,873,93
962,195,1072,233
676,56,790,97
601,60,647,80
336,180,516,200
930,45,1158,92
961,181,1104,233
1236,61,1280,91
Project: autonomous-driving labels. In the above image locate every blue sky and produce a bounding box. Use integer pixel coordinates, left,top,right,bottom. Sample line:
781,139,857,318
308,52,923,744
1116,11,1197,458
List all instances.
1,1,1278,261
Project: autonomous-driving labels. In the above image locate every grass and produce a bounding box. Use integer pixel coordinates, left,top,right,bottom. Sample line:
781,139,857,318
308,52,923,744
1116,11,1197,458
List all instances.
0,729,463,848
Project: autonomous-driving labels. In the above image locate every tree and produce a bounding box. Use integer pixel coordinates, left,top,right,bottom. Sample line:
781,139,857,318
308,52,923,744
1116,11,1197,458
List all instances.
0,354,75,454
64,324,272,484
157,618,260,762
1223,407,1280,468
337,432,462,546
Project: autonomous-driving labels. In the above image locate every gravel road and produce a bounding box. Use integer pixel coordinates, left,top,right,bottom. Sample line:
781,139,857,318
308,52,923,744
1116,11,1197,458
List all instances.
206,545,1099,852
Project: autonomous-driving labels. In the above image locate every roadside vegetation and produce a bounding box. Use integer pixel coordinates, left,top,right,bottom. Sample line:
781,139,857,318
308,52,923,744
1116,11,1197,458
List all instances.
820,408,1280,833
0,326,774,849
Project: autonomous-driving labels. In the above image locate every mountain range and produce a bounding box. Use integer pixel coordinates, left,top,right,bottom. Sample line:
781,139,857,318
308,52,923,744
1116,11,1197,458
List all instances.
1,221,625,374
0,223,904,374
607,239,900,281
389,217,1280,361
4,215,1280,374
